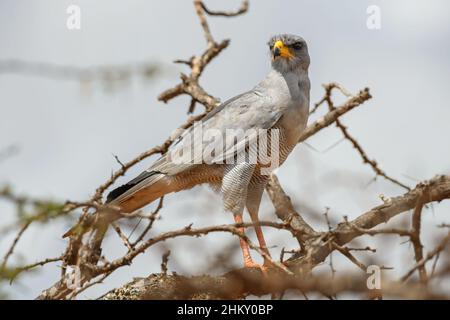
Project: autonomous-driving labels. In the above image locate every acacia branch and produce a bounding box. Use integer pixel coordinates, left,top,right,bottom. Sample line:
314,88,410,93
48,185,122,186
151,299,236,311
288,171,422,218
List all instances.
0,59,160,85
411,195,428,282
401,232,450,282
283,175,450,275
99,271,447,300
92,175,450,300
158,1,246,111
199,0,249,17
265,174,317,246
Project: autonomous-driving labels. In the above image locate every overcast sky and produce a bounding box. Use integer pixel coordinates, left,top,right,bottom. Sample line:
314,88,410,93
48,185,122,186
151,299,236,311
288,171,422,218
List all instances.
1,0,450,299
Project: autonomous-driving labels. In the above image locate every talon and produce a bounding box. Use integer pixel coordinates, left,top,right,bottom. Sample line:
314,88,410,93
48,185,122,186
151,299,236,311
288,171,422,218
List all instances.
244,261,269,276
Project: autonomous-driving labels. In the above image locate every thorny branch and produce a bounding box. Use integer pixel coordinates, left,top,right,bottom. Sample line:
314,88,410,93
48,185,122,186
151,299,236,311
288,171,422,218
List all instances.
318,83,410,190
199,0,249,17
411,194,427,282
100,271,447,300
0,59,160,91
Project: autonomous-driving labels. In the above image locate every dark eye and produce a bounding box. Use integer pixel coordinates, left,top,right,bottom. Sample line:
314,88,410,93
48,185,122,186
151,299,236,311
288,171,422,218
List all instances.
291,42,303,50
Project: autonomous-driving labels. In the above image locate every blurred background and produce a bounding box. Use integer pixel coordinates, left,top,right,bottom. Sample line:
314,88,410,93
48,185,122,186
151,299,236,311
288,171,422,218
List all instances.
1,0,450,299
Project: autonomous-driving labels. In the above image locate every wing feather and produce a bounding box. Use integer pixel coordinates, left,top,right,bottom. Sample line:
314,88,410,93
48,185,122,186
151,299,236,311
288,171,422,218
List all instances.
106,89,282,203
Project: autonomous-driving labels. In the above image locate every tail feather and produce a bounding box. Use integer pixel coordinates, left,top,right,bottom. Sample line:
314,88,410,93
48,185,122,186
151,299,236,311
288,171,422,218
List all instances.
107,170,171,213
106,170,160,204
62,171,167,238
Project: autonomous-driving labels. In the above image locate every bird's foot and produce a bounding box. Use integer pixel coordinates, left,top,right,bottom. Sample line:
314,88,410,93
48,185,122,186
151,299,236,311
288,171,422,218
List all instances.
244,260,270,275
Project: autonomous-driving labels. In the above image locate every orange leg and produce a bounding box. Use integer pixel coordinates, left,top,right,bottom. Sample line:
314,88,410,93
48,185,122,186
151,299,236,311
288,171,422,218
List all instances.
248,211,272,268
234,215,268,273
234,214,254,267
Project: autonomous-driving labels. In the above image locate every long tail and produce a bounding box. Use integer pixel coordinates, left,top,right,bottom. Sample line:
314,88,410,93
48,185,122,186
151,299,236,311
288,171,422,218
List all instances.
62,171,173,238
106,171,171,213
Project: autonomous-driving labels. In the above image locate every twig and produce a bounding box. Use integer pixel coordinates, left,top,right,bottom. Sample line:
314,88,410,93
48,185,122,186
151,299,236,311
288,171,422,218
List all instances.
346,224,412,237
332,243,366,271
158,1,250,111
194,0,215,45
401,232,450,282
1,221,31,270
323,209,337,279
200,0,249,17
66,272,113,300
0,59,160,84
8,256,63,283
112,223,133,251
323,83,410,191
411,194,428,282
160,250,171,275
130,197,164,247
297,87,372,143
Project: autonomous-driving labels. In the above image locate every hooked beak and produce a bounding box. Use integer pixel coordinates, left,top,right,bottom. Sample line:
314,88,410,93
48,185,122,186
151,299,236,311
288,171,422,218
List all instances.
272,40,294,59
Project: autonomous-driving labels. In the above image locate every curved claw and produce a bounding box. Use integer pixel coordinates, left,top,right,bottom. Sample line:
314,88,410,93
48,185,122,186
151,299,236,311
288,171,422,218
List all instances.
244,261,269,276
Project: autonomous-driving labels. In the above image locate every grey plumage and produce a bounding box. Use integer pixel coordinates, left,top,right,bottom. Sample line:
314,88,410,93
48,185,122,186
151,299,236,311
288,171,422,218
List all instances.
107,33,310,227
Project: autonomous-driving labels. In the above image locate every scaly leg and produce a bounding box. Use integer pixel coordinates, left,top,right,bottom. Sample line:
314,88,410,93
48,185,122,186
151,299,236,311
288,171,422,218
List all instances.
246,181,272,268
233,214,254,267
234,214,269,274
248,209,272,268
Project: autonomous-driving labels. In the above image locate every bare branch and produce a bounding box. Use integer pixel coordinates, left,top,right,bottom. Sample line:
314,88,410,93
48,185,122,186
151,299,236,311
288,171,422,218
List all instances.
322,83,410,190
266,174,317,245
200,0,249,17
297,87,372,143
0,59,160,86
1,222,31,271
411,195,428,282
401,232,450,282
99,271,447,300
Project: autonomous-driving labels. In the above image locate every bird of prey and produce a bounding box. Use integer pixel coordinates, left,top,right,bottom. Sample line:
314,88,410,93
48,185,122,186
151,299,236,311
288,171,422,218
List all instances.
69,34,310,271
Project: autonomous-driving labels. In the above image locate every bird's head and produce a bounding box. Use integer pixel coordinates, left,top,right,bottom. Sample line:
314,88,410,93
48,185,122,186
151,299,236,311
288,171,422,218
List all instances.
268,34,310,73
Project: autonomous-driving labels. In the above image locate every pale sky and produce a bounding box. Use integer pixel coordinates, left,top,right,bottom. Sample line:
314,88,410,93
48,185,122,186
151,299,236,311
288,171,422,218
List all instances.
1,0,450,299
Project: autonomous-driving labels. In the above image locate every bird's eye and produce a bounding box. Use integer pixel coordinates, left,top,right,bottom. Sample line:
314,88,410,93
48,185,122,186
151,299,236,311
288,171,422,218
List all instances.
292,42,303,50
